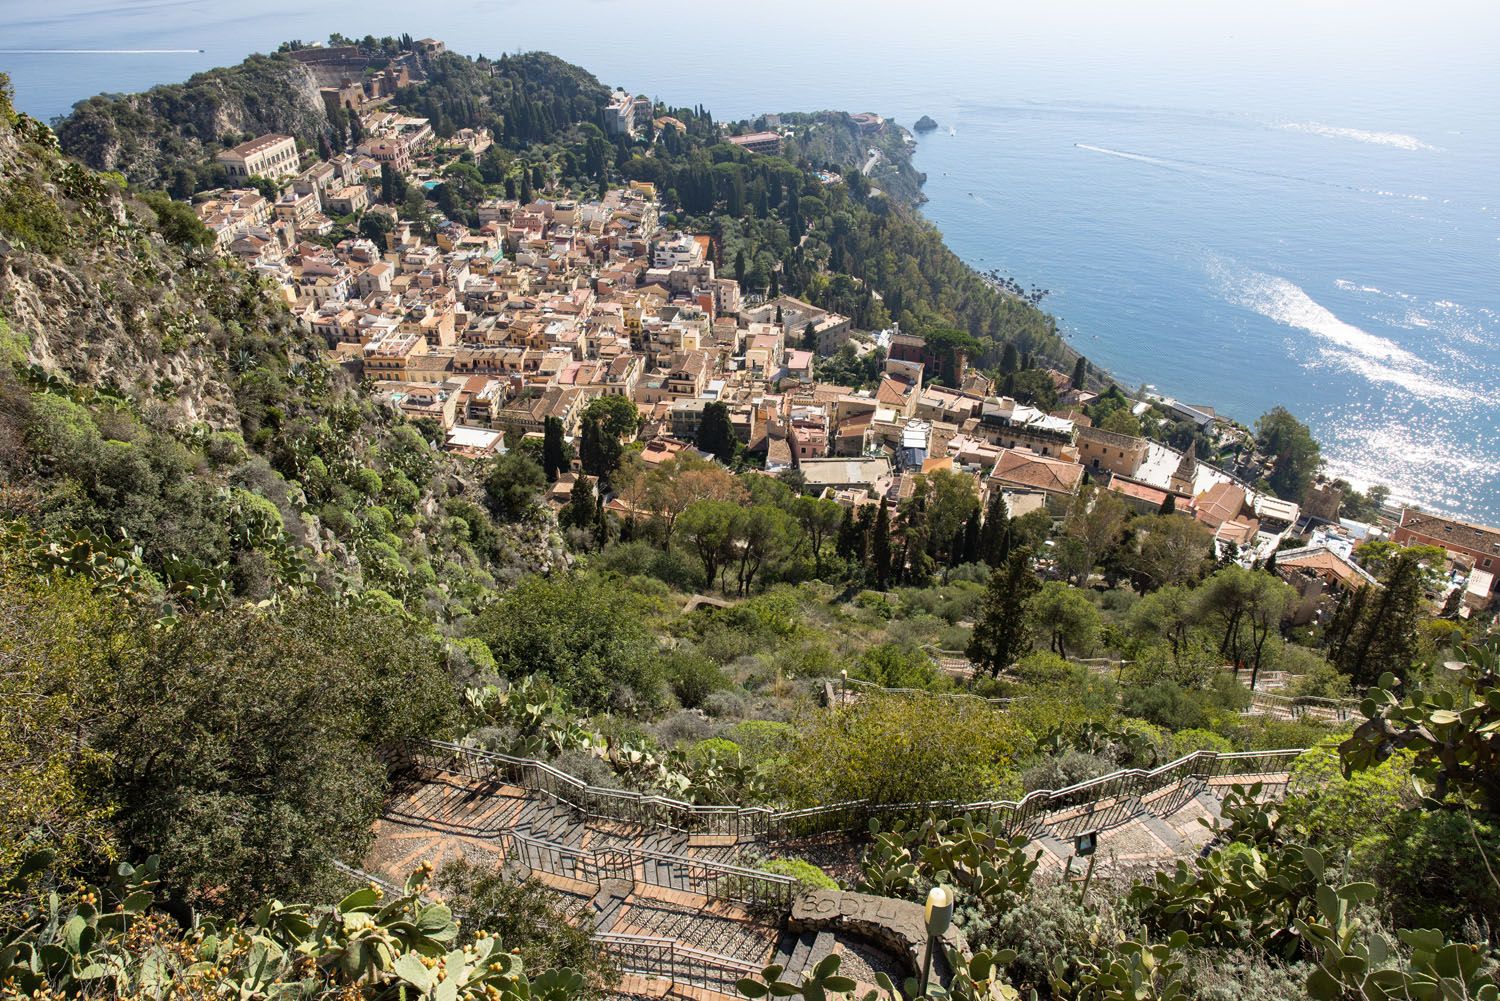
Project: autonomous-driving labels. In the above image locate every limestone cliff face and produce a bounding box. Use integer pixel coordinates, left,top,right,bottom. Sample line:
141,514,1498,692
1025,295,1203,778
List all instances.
55,54,330,189
0,98,297,427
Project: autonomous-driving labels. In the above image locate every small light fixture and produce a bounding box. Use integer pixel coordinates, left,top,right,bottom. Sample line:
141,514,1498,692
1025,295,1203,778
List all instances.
920,885,954,994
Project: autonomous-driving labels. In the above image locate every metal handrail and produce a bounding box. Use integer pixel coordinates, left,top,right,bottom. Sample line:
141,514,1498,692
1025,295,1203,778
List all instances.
419,739,1302,844
499,827,797,911
596,932,761,994
1247,690,1359,721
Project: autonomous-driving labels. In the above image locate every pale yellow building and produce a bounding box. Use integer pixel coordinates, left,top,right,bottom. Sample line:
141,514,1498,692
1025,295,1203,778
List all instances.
217,134,300,182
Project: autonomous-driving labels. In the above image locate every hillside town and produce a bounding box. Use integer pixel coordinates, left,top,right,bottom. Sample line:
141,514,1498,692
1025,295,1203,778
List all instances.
193,86,1500,623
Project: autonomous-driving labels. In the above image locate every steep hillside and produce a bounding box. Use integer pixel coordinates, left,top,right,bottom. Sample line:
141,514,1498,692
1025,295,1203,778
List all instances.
0,77,559,620
1,81,294,424
54,53,331,190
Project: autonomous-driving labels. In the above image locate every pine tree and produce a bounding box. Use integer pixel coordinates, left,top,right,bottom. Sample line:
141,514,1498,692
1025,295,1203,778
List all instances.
873,498,892,589
967,549,1040,678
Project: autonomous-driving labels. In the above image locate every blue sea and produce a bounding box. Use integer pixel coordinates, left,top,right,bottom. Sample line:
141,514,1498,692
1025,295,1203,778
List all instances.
4,0,1497,522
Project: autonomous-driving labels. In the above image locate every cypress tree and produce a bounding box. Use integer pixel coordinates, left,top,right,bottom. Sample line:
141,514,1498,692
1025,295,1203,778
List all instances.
564,474,595,530
696,401,737,464
967,549,1040,678
1159,493,1177,515
593,492,609,549
1000,343,1020,375
542,416,566,482
1072,356,1088,389
962,509,982,565
854,504,876,566
873,498,892,589
1336,552,1425,688
979,491,1010,568
835,505,858,560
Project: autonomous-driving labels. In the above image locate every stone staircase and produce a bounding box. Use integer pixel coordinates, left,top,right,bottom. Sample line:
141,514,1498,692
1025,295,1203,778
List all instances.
365,751,1291,999
366,769,779,1000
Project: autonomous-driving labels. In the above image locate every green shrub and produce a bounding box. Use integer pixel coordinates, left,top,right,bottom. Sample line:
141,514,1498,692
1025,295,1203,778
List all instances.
726,719,795,765
777,695,1025,807
850,642,946,690
1013,650,1080,685
1122,681,1209,732
1350,808,1500,933
687,737,740,769
961,881,1128,994
1171,728,1234,757
1020,749,1116,792
1279,742,1417,854
662,649,727,708
758,857,838,890
853,589,894,618
468,571,664,711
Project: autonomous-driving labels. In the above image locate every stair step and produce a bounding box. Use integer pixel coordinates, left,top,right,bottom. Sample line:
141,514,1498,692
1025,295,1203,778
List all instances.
588,882,629,934
771,930,800,969
806,931,836,972
785,930,818,974
1139,814,1185,852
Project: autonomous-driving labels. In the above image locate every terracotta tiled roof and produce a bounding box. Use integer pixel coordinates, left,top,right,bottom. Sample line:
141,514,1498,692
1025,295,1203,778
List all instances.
1398,510,1500,555
1194,481,1245,529
989,449,1084,496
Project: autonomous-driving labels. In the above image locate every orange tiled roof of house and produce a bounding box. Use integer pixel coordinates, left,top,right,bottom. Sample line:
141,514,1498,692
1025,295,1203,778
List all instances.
1277,546,1379,591
989,448,1084,495
1194,481,1247,529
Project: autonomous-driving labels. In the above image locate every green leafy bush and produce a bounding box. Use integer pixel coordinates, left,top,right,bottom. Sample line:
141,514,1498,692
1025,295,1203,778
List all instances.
851,642,947,690
777,694,1025,807
758,857,838,890
1350,808,1500,933
663,649,728,708
1279,742,1416,855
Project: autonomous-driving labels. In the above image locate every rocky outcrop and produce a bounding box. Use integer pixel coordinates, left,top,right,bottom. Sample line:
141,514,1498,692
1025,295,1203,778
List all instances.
55,54,331,189
914,115,939,132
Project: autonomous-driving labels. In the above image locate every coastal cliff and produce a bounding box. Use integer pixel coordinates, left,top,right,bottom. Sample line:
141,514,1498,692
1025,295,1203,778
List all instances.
55,54,330,190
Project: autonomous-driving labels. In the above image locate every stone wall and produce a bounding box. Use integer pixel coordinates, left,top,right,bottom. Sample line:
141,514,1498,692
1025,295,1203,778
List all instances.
789,889,970,985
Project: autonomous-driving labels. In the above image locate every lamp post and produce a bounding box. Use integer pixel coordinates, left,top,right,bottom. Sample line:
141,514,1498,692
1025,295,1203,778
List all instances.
1068,831,1099,902
840,668,848,704
920,885,954,997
